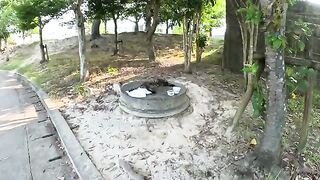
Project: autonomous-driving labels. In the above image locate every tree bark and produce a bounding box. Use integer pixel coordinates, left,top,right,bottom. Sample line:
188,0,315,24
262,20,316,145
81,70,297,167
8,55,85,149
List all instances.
257,1,288,169
223,0,244,73
74,0,89,82
145,1,152,32
146,0,160,61
91,18,101,40
38,17,46,64
195,11,202,63
0,38,2,51
112,14,118,55
183,15,193,73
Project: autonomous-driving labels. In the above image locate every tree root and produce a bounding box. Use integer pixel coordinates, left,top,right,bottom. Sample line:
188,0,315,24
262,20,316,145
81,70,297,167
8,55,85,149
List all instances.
226,74,254,136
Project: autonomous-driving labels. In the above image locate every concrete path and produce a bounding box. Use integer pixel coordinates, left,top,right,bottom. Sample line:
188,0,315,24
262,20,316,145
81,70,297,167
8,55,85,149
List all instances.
0,71,77,180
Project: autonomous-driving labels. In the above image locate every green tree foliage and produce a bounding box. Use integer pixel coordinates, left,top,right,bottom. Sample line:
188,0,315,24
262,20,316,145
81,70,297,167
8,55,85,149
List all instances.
88,0,126,54
124,0,146,28
0,1,14,39
160,0,183,31
13,0,68,63
201,0,225,31
88,0,126,21
13,0,68,31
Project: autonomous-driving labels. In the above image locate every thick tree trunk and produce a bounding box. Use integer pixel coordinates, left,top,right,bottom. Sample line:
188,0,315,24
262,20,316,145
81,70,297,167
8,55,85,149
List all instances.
112,14,118,55
146,0,160,61
91,19,101,40
257,2,288,169
223,0,244,73
75,0,89,82
38,17,46,64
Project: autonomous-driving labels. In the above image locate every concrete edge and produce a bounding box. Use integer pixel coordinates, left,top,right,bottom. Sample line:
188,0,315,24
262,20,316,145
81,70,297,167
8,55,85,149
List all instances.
13,71,105,180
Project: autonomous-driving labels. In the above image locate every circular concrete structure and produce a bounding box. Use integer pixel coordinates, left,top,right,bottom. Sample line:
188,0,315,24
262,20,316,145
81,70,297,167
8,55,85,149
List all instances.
119,80,190,118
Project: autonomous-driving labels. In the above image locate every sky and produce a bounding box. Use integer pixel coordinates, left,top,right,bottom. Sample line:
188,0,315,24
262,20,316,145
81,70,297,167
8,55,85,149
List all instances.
307,0,320,4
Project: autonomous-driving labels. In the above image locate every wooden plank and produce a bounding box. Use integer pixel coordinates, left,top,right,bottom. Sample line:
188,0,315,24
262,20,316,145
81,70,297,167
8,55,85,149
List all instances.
285,56,320,70
298,70,317,151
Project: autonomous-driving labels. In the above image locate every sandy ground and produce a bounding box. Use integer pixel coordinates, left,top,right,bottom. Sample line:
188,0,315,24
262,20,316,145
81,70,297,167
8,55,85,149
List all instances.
62,77,241,180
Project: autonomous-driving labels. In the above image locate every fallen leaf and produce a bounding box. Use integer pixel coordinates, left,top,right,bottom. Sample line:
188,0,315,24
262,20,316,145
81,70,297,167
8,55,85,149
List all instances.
250,138,257,146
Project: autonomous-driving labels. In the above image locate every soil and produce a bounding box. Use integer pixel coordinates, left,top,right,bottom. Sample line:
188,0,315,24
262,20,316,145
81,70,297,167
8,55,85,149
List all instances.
62,76,242,180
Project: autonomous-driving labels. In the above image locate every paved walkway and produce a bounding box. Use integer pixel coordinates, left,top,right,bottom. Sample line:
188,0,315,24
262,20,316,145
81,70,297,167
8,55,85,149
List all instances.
0,71,77,180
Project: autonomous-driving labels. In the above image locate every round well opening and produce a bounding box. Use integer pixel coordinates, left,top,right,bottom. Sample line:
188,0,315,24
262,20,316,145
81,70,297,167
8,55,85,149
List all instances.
119,79,190,118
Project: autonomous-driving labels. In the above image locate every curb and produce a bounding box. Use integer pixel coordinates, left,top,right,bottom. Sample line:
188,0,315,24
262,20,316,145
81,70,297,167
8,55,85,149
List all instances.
13,71,104,180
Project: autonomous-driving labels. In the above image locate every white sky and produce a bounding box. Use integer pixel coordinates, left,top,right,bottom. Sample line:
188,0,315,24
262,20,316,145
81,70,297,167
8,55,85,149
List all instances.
307,0,320,4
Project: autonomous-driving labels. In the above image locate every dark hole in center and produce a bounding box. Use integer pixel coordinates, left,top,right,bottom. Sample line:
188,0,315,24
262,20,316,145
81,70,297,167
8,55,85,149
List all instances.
130,79,175,94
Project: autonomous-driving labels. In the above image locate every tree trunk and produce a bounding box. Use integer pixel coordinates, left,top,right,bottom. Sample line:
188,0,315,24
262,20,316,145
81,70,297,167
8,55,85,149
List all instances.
257,2,288,169
0,38,2,51
146,0,160,61
22,31,25,44
227,23,257,133
134,15,139,33
104,17,107,34
195,11,202,63
166,20,169,34
74,0,89,82
91,18,101,40
183,15,193,73
223,0,244,73
38,17,46,64
4,38,7,50
112,14,118,55
145,1,152,32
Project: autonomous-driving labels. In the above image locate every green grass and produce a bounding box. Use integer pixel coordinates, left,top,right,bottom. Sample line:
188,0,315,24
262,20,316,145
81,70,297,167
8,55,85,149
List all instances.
0,53,26,70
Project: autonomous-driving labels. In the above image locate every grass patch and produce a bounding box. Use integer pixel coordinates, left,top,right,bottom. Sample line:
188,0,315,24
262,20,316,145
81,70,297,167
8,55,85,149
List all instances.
202,38,224,65
0,53,26,70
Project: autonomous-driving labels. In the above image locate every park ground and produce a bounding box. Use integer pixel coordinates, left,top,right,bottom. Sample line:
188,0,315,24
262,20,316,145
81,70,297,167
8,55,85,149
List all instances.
0,33,319,179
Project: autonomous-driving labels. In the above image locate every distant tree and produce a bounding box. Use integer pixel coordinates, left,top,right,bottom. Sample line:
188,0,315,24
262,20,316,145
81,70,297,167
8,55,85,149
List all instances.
194,0,218,63
13,0,68,63
201,0,225,35
88,0,104,40
171,0,215,72
159,0,182,34
124,0,146,33
88,0,125,54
